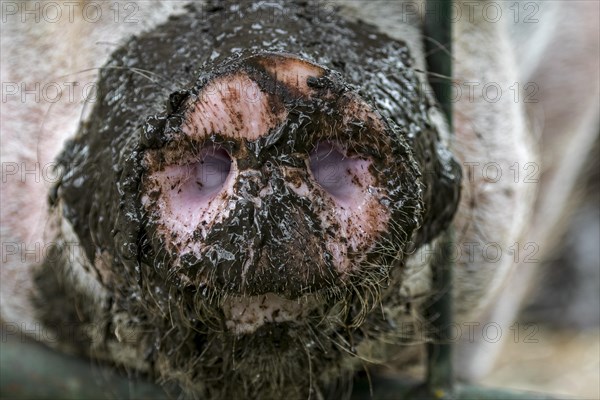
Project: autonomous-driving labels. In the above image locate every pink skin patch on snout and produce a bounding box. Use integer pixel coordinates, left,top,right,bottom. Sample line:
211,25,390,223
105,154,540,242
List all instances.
254,54,326,95
184,74,286,140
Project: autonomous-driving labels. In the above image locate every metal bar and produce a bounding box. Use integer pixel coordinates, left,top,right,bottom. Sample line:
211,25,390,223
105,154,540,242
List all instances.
0,329,165,400
424,0,454,127
425,231,456,396
351,375,560,400
423,0,455,396
1,334,560,400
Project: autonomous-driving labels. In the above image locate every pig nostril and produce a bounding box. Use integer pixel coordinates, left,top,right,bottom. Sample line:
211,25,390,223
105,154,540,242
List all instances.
195,147,232,196
149,145,233,231
309,142,366,203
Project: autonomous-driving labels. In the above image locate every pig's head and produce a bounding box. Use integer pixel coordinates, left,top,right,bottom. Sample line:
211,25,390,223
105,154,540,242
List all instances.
49,1,461,398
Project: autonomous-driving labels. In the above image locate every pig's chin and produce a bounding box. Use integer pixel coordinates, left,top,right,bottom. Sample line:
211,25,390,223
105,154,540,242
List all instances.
221,293,318,335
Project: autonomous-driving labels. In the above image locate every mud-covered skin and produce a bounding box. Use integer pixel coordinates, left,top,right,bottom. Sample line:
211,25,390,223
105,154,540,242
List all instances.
142,53,419,300
41,1,461,398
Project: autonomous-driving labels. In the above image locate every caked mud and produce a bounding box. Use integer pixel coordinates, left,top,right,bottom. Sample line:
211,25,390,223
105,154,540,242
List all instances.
36,1,460,398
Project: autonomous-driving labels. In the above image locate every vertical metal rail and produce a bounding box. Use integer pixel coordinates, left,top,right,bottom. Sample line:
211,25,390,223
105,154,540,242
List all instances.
423,0,455,397
425,0,454,129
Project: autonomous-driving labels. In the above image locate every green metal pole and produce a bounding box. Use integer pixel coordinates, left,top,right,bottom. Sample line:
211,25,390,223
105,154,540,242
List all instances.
423,0,455,397
425,232,455,397
425,0,454,128
0,329,165,399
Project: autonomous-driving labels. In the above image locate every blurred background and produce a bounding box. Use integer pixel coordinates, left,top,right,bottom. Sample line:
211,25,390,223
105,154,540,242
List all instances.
483,138,599,399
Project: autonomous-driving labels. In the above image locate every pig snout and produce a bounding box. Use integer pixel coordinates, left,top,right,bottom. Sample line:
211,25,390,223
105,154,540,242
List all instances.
141,54,395,301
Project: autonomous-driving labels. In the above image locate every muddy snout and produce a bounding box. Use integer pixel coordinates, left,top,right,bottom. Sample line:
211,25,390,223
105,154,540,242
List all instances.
141,53,399,300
